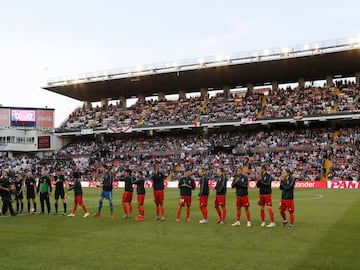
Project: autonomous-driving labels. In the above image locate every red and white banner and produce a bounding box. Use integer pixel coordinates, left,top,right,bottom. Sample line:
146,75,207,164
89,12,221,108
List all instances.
327,181,360,189
79,180,330,189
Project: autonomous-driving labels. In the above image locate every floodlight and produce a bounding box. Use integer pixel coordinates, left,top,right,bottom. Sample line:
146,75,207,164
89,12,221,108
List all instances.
216,55,223,62
263,49,270,56
281,48,289,56
348,37,355,45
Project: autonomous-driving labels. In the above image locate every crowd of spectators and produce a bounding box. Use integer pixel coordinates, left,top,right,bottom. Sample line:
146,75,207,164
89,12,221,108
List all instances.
262,86,336,118
57,81,359,132
3,126,358,182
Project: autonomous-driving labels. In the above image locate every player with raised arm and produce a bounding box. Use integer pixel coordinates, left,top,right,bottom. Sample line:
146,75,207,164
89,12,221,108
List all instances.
93,164,114,218
279,169,296,229
231,167,251,227
67,171,90,217
176,168,196,222
257,165,275,227
133,171,146,221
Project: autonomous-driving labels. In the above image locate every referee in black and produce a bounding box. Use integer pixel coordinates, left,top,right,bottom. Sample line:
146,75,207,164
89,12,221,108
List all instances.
53,168,67,215
0,169,16,216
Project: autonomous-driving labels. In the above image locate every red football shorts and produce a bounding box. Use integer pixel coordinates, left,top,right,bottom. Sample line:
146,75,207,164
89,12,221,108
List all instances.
137,194,145,205
122,191,133,203
279,199,295,212
179,195,192,207
74,195,84,204
153,190,164,204
258,194,272,206
236,195,250,207
199,195,208,207
215,195,226,207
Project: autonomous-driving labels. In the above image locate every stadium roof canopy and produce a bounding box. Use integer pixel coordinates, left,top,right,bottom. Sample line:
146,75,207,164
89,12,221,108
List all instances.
43,38,360,102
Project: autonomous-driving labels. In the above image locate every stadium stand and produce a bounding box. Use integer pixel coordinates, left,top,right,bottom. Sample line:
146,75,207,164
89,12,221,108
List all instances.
4,126,355,182
57,84,359,132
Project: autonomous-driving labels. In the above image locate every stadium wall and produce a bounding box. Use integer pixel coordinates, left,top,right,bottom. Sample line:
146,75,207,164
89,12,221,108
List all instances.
0,129,63,153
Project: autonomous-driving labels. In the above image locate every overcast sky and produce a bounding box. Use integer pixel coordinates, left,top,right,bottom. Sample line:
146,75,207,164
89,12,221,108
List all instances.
0,0,359,126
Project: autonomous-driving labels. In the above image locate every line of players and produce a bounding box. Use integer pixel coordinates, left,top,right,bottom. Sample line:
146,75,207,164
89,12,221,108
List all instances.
0,168,68,216
0,163,295,229
92,163,295,228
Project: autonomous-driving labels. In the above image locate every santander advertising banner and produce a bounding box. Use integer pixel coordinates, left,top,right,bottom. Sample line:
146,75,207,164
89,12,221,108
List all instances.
80,180,331,189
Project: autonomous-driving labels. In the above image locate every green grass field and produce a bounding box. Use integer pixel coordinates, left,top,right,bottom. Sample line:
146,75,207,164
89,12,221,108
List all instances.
1,187,359,270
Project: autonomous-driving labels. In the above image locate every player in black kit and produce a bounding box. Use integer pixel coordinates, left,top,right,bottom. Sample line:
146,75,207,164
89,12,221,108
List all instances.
53,168,68,215
0,170,16,216
14,173,24,214
25,170,37,214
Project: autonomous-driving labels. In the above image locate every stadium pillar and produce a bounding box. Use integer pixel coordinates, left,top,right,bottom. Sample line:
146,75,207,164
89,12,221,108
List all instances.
200,88,208,98
355,72,360,88
272,81,278,93
326,75,333,87
138,95,145,103
158,93,165,101
223,87,230,99
83,101,91,109
298,78,305,89
179,91,186,100
247,83,253,95
101,98,108,107
118,97,126,109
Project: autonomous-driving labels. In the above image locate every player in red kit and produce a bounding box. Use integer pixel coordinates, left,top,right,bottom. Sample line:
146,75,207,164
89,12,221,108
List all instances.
214,167,227,224
119,169,134,219
198,168,209,224
67,171,90,217
133,171,146,221
176,168,195,222
231,167,251,227
151,165,166,221
279,169,296,229
257,165,275,227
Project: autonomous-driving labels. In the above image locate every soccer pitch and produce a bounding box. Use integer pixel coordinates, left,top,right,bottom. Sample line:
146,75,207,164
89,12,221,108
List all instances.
1,188,359,270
